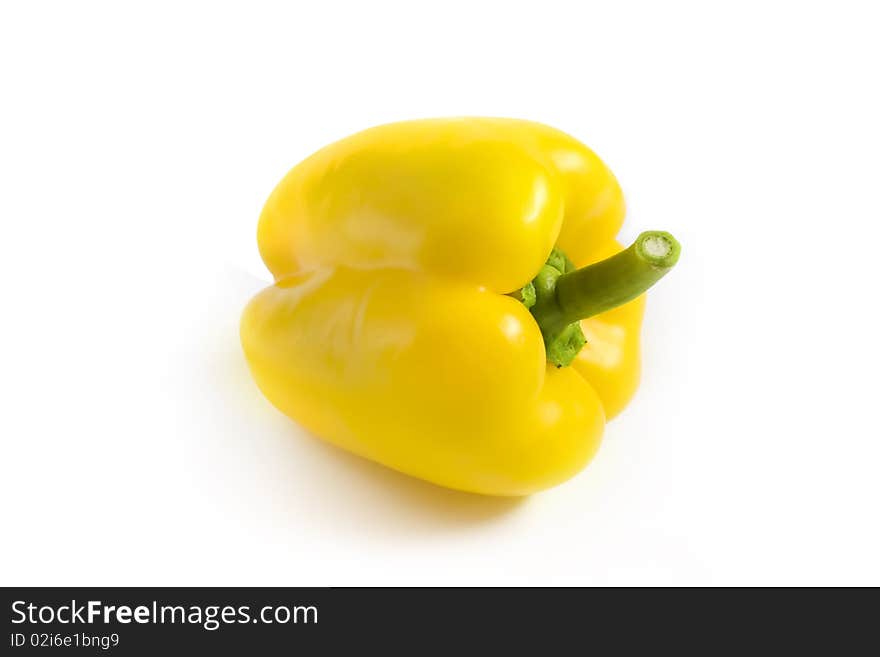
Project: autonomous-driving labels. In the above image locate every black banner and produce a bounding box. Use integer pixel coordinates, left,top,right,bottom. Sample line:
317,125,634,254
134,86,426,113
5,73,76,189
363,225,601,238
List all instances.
1,587,873,653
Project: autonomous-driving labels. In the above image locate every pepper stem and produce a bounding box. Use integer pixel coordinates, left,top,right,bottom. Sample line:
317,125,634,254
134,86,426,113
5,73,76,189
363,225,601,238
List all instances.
528,231,680,365
557,230,679,321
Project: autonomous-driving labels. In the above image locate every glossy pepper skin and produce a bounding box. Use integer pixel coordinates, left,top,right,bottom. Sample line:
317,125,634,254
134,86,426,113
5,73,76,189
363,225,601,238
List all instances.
242,118,669,496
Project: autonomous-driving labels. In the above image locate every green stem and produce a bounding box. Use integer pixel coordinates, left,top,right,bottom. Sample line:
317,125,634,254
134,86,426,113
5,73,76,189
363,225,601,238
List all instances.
528,231,680,366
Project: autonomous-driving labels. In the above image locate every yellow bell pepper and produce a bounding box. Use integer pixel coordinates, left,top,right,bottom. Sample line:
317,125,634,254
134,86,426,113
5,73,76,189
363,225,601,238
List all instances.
241,118,680,496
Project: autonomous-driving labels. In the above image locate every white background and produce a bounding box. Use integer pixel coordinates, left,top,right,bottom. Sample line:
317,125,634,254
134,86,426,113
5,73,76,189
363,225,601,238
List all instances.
2,1,878,586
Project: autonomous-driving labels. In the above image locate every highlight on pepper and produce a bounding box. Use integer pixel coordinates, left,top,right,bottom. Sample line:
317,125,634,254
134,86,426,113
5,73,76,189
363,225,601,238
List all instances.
240,117,680,496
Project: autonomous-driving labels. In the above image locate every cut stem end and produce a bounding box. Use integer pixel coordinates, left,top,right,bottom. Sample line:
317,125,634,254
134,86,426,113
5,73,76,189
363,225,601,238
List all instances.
635,231,681,268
